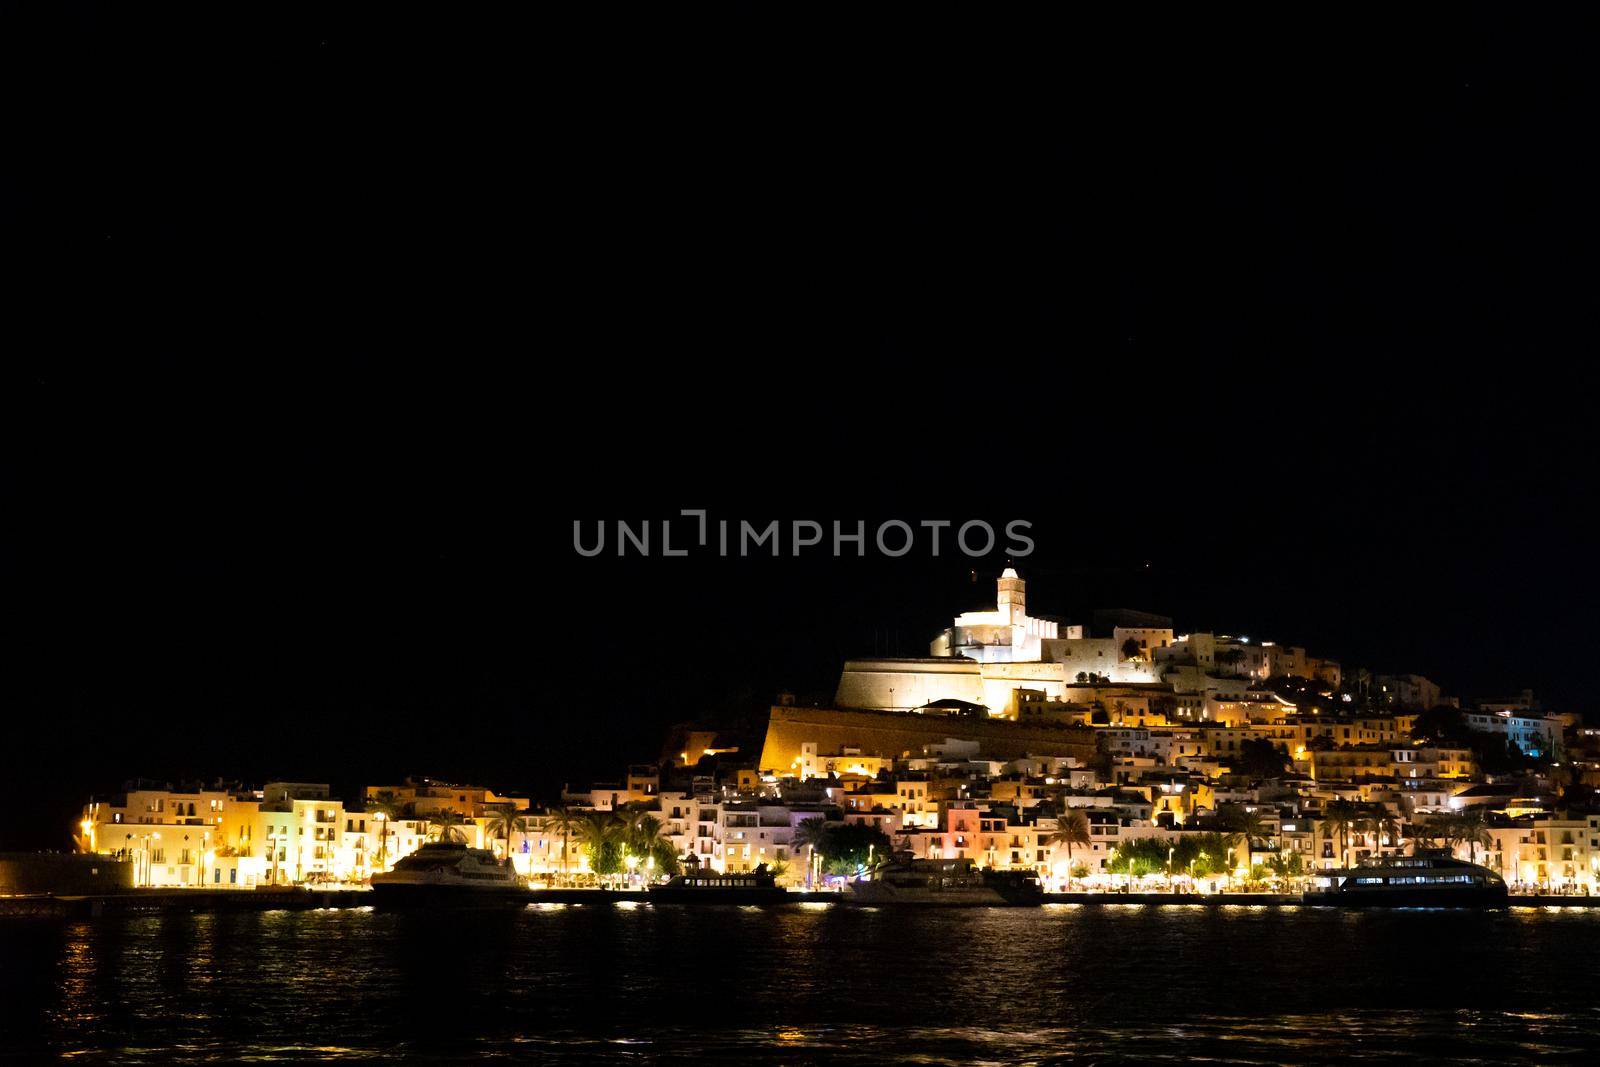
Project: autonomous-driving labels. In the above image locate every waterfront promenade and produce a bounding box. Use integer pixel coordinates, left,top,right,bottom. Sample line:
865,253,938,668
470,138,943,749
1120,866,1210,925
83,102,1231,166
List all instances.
8,886,1600,918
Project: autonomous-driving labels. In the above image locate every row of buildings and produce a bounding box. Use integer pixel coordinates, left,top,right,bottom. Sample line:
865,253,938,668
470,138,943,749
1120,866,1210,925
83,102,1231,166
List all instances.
74,570,1597,893
77,780,528,890
74,727,1600,894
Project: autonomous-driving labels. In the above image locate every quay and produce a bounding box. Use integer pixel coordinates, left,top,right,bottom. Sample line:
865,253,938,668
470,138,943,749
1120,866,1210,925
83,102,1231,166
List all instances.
0,888,373,918
10,887,1600,919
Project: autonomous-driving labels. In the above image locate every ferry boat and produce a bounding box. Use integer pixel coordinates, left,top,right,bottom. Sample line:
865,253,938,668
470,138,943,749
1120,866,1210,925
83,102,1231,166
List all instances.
1303,850,1508,908
647,863,789,904
370,842,527,906
845,859,1044,907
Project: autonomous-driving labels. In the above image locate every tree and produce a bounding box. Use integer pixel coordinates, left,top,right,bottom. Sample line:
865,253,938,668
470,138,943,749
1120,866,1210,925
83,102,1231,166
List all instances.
1370,809,1403,856
1453,808,1493,866
1410,813,1452,852
1307,734,1337,752
576,810,625,886
1121,637,1143,661
1265,850,1306,891
619,806,678,879
1321,800,1360,869
1216,805,1270,849
1411,706,1470,745
1107,839,1161,880
793,817,831,889
426,810,467,844
814,823,892,879
366,790,407,870
620,806,659,856
1214,648,1246,675
546,806,580,884
1557,766,1598,811
482,807,531,869
1236,739,1291,780
1192,832,1241,883
1043,810,1092,879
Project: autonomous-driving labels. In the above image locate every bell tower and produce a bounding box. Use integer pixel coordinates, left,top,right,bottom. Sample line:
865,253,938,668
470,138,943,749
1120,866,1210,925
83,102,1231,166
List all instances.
996,567,1025,624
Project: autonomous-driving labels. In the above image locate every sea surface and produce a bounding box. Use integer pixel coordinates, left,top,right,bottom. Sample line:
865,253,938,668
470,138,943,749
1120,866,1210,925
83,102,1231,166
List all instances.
5,902,1600,1064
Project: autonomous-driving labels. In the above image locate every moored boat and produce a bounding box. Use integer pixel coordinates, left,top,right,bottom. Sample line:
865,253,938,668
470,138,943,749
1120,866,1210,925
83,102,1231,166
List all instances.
1303,850,1508,908
646,863,788,904
846,859,1043,907
370,842,527,906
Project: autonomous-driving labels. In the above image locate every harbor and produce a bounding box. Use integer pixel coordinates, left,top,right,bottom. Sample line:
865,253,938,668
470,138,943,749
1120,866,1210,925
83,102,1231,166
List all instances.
10,886,1600,920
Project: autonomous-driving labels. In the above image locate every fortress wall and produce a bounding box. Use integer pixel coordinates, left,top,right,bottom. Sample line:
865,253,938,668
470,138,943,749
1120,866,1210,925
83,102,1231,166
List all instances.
758,705,1098,774
834,658,985,711
975,661,1068,717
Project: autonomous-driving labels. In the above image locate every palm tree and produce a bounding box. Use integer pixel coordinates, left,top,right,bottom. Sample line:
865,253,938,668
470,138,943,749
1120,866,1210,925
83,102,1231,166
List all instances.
1217,806,1271,859
1454,807,1493,866
1043,810,1091,887
482,807,531,869
793,818,831,889
1371,808,1403,857
1438,814,1468,858
1410,813,1450,852
426,809,467,844
576,810,623,886
546,806,580,885
1322,799,1360,869
619,807,676,881
366,790,406,870
620,806,658,851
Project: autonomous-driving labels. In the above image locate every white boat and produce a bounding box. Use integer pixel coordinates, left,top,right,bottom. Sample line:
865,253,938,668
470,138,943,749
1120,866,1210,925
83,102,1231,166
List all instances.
370,842,526,906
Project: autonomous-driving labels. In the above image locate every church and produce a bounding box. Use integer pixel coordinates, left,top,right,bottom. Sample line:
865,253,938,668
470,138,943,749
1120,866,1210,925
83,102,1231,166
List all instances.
834,569,1173,718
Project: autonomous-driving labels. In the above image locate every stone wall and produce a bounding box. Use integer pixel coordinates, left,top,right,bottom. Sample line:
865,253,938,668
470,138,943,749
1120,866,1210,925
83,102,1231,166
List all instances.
0,853,135,895
758,704,1098,774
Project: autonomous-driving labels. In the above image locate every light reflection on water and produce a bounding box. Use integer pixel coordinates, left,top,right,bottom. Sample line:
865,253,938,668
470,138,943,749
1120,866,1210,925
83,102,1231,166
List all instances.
7,906,1600,1063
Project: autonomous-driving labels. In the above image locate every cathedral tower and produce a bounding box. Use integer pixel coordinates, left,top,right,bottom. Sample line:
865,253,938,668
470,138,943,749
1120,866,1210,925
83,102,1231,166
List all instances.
997,567,1025,624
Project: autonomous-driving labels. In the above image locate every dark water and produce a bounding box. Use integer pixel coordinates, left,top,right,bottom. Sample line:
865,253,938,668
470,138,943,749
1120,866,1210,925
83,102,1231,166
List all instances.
5,902,1600,1064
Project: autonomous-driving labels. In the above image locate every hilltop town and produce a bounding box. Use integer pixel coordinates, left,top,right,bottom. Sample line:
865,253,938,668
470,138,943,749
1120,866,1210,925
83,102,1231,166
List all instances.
69,570,1599,895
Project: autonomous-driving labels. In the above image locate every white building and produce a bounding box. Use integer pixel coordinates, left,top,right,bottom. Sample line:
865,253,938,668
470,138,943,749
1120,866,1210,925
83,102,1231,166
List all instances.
929,568,1062,662
842,570,1170,715
1463,709,1564,758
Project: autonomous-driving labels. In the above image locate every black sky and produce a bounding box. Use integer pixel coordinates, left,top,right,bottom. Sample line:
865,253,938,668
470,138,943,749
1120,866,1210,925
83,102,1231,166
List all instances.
5,6,1599,848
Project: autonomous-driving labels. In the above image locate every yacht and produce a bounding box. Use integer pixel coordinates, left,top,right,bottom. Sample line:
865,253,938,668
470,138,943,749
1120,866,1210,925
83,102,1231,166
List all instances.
370,842,527,906
1303,850,1508,907
647,863,789,904
846,859,1043,907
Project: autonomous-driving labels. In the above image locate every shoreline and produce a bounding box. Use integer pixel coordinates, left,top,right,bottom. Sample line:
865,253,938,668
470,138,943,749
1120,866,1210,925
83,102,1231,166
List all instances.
7,887,1600,918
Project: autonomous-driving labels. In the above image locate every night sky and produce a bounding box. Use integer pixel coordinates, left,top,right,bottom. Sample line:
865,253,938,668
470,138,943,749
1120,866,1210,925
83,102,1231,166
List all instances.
6,7,1598,848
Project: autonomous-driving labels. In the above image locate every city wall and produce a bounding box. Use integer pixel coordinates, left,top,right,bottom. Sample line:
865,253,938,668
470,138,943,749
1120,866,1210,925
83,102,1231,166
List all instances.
758,704,1099,772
